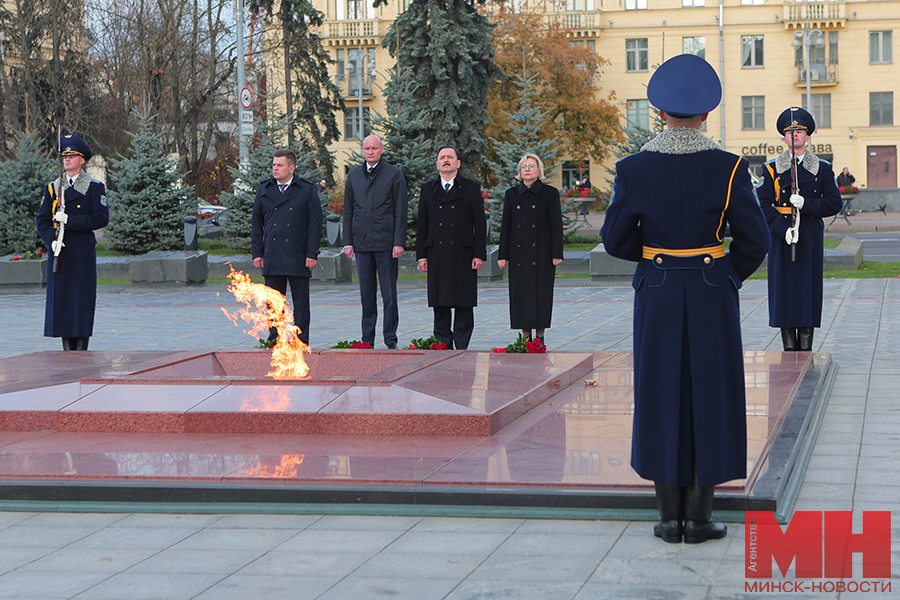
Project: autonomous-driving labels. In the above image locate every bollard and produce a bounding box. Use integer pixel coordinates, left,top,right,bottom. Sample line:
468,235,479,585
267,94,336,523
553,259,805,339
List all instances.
326,214,341,248
184,216,198,251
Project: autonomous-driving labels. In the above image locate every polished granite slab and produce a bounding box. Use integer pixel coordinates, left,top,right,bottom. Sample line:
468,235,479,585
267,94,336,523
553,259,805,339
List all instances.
0,349,833,517
0,350,594,437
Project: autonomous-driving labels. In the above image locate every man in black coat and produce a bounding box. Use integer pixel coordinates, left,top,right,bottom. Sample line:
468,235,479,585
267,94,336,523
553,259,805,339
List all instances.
342,135,409,348
251,149,323,346
416,147,487,349
36,134,109,351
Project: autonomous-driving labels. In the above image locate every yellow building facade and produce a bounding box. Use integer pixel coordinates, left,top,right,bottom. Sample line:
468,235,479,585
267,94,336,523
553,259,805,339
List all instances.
281,0,899,189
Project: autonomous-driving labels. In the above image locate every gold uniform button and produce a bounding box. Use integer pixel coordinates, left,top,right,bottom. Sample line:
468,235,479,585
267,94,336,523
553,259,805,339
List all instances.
703,256,711,264
655,257,663,265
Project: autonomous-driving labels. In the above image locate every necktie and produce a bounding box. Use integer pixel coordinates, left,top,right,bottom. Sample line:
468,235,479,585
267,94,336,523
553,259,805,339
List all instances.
68,178,74,186
444,182,451,192
279,184,287,194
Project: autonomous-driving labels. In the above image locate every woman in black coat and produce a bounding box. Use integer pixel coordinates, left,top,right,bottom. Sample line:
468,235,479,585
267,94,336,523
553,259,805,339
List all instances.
497,154,564,345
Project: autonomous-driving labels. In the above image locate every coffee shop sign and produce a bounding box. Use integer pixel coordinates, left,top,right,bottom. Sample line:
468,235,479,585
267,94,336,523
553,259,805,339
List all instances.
741,143,833,156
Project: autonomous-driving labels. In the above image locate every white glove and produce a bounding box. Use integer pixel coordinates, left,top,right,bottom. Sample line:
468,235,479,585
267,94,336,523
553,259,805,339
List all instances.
51,239,64,255
789,194,804,210
54,211,68,224
785,226,799,245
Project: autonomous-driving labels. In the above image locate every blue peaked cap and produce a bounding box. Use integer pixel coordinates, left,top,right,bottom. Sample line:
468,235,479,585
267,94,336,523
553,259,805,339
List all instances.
59,134,92,162
647,54,722,117
776,107,816,136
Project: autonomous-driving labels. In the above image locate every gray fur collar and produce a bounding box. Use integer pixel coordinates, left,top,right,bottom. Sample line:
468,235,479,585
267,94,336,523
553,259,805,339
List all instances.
641,127,720,155
774,150,820,176
53,171,91,196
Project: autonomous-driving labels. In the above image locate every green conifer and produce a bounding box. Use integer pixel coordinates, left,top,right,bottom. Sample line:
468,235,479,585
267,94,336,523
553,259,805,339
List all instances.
382,0,495,172
0,132,56,254
105,112,194,254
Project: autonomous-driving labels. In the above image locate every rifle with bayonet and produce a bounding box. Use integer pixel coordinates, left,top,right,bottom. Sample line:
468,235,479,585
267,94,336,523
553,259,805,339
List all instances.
51,125,65,274
788,120,800,263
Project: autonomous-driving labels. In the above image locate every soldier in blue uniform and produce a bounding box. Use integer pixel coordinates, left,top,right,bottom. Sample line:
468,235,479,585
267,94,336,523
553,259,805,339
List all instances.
757,108,842,351
36,134,109,351
601,55,769,543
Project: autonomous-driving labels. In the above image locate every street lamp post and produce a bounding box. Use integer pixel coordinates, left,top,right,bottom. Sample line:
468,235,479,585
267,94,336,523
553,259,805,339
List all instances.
347,46,374,156
791,22,825,116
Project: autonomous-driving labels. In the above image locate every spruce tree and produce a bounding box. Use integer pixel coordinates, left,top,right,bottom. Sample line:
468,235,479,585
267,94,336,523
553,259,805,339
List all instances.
373,65,441,249
105,112,194,254
0,132,56,254
219,116,321,253
485,73,579,240
382,0,495,172
249,0,343,183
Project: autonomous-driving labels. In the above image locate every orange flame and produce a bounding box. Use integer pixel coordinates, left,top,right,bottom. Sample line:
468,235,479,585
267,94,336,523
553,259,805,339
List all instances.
221,267,310,379
244,454,305,478
240,386,292,412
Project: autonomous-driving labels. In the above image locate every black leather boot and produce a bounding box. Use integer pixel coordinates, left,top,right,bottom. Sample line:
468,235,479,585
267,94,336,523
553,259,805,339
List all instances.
797,327,814,352
652,481,684,543
75,337,90,351
683,484,727,544
780,328,798,351
61,337,76,351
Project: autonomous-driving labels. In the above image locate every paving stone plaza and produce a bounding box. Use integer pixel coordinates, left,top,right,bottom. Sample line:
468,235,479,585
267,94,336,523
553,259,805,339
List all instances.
0,266,898,598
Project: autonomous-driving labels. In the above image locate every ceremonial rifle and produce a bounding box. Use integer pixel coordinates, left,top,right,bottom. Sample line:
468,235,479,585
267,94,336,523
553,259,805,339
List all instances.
788,118,800,263
52,125,66,274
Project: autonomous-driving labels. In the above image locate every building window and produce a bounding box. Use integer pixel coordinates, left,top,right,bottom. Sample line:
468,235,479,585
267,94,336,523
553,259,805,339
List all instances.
625,0,647,10
626,99,649,134
683,36,705,59
742,96,765,130
870,31,892,64
344,107,371,141
336,49,346,88
829,31,839,64
347,0,363,19
741,0,763,4
683,0,703,6
626,39,648,72
741,35,764,68
870,92,893,126
565,0,596,9
802,93,832,129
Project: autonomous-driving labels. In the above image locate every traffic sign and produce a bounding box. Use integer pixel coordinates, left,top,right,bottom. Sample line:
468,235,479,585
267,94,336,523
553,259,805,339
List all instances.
241,123,255,135
240,87,253,109
240,110,253,123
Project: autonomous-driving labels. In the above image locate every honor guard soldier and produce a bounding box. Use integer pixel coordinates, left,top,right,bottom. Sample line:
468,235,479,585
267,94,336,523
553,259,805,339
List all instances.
601,55,769,544
758,108,842,351
36,134,110,351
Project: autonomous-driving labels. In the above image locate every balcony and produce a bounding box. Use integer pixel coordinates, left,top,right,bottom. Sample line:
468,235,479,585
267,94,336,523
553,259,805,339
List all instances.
795,63,838,87
783,0,846,30
323,20,382,46
545,11,602,38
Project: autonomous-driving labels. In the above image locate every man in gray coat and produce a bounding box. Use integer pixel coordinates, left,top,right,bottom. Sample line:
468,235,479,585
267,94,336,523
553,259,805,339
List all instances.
251,149,323,346
342,135,409,348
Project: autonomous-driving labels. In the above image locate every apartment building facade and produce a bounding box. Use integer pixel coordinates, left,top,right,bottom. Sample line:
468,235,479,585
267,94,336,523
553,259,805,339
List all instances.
270,0,898,190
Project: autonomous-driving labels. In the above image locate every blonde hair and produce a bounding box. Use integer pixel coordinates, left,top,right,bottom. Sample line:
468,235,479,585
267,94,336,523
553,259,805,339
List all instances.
516,153,544,181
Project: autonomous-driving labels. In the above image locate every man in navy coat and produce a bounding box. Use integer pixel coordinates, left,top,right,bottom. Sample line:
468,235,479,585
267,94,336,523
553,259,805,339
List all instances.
757,108,842,351
36,134,109,351
601,55,769,544
251,149,323,346
415,146,487,349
